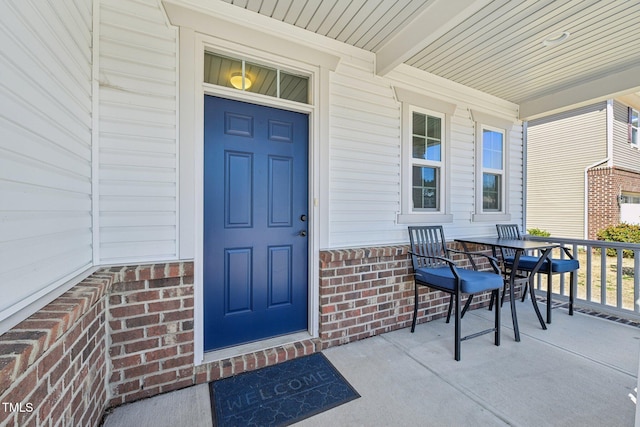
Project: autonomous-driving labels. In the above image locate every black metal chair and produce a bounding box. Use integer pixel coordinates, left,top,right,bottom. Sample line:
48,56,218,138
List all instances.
408,225,503,361
496,224,579,323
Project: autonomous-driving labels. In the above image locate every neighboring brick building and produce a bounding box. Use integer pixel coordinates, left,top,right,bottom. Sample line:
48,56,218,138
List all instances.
527,95,640,239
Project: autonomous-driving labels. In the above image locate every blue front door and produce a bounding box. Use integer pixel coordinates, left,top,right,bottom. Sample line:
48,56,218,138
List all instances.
203,96,309,351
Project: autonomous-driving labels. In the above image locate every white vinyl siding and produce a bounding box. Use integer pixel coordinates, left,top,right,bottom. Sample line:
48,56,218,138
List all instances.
328,63,401,247
0,0,93,322
1,0,527,331
527,103,607,238
327,59,523,248
97,0,179,263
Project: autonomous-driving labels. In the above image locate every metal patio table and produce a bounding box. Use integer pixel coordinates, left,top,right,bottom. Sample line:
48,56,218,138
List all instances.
454,237,559,342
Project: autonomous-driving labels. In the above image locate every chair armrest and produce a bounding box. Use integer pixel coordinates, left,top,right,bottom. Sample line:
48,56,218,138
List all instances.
560,246,575,259
408,251,460,275
408,251,457,266
448,248,500,274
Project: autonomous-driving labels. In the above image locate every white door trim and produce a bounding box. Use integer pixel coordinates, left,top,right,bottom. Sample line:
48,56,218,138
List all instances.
174,24,333,364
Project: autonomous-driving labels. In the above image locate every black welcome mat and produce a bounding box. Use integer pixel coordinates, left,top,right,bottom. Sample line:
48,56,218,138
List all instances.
210,352,360,426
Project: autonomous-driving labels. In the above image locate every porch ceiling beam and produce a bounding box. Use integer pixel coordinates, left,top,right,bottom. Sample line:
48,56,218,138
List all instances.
375,0,492,77
519,64,640,120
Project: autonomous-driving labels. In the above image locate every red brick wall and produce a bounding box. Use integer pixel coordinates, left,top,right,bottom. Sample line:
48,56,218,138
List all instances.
107,263,195,406
105,263,319,407
319,246,414,346
1,245,496,425
319,244,494,347
0,262,319,426
588,167,640,238
0,274,110,427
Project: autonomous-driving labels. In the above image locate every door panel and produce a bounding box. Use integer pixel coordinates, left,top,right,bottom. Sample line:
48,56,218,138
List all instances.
268,156,293,226
225,152,253,228
203,95,309,351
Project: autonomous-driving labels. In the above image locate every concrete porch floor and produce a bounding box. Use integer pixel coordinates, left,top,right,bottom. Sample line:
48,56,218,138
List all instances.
102,302,640,426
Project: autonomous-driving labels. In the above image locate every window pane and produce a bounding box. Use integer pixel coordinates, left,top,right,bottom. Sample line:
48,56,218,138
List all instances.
412,166,439,210
427,116,441,139
245,61,277,97
483,173,501,211
204,52,242,89
633,109,639,146
426,138,441,161
280,71,308,103
203,52,309,104
413,112,425,136
412,113,441,161
482,130,503,169
413,136,426,159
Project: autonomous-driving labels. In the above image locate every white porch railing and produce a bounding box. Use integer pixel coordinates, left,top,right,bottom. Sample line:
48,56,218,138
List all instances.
527,236,640,320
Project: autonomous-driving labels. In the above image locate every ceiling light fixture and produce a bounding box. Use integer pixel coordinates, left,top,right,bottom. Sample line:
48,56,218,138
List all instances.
542,31,570,47
230,72,252,90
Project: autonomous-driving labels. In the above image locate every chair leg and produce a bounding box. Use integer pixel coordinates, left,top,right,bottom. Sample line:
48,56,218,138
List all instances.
520,281,528,302
494,288,501,346
461,295,473,318
454,291,461,361
446,294,454,324
490,281,509,311
569,271,575,316
529,276,547,330
411,284,420,332
546,272,553,324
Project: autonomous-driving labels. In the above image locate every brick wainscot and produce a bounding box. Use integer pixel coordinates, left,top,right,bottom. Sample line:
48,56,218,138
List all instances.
0,244,495,426
587,166,640,239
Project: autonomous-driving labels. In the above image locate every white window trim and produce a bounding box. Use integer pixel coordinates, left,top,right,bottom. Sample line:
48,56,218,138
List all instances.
480,124,506,212
395,87,455,224
631,107,639,148
471,109,513,222
409,106,446,212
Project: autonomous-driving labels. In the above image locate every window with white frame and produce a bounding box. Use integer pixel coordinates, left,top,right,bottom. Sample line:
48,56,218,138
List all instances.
471,109,513,222
394,87,455,224
631,108,639,148
411,108,444,211
481,127,505,212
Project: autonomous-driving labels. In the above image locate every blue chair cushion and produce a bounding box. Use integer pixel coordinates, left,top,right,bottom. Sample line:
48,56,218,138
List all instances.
504,256,579,273
414,266,503,294
550,258,580,273
504,255,548,271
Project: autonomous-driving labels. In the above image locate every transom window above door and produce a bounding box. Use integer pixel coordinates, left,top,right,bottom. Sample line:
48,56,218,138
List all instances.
204,52,309,104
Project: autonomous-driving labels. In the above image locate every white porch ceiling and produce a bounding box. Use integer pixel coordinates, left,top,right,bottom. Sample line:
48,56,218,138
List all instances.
220,0,640,119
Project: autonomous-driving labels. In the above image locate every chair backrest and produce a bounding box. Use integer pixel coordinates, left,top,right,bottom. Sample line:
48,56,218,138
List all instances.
408,226,449,269
496,224,523,259
496,224,523,240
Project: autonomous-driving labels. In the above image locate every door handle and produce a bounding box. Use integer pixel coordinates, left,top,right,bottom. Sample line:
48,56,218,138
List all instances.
299,230,307,237
300,214,307,222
